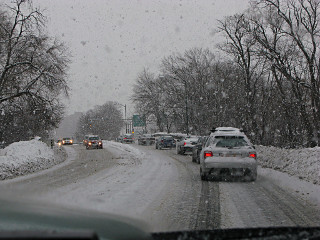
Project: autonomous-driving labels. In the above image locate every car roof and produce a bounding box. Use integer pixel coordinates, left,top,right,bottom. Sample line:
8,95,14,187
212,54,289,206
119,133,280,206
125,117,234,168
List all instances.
210,127,245,137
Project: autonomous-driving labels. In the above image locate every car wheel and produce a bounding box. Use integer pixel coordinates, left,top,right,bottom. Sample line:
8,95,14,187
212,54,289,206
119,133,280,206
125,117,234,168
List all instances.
200,168,207,181
250,171,257,181
176,147,181,155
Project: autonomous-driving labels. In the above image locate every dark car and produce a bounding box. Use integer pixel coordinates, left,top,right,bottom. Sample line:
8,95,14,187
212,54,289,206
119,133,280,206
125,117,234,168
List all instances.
155,136,174,150
121,134,134,143
138,134,155,145
192,136,208,164
116,135,123,142
62,137,73,145
176,136,199,155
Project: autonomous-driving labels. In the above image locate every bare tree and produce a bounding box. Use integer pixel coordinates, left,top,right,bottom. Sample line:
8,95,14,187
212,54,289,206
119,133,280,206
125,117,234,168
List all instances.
0,0,70,145
249,0,320,146
217,13,268,142
75,102,124,141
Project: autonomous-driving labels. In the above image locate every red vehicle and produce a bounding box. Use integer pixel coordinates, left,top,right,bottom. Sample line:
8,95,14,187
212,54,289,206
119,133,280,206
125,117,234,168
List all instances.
85,135,103,149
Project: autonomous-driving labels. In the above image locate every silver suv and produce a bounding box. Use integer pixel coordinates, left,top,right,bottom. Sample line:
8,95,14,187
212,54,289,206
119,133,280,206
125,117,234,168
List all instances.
200,127,257,181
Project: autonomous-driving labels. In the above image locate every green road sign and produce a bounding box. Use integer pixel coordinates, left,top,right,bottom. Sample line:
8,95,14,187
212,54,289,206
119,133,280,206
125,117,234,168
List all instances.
132,115,145,127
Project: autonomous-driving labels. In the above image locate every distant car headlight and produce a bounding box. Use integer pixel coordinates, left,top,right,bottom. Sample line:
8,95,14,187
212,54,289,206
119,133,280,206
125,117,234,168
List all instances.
70,140,73,143
62,141,65,144
58,142,61,146
88,142,92,145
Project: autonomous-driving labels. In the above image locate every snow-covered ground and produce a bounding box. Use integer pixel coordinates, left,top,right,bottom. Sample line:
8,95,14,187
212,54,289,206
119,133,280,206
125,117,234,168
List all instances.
256,146,320,185
1,140,319,231
0,139,66,180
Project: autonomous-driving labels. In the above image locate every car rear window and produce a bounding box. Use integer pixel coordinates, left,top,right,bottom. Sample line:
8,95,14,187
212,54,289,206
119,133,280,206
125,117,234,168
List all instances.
163,136,173,140
214,136,249,148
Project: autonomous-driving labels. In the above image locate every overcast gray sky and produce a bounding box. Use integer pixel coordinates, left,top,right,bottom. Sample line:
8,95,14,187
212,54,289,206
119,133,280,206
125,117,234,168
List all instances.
31,0,250,116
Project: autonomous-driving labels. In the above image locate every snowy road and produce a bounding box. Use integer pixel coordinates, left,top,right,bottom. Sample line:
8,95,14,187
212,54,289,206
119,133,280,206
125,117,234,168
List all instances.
1,142,320,232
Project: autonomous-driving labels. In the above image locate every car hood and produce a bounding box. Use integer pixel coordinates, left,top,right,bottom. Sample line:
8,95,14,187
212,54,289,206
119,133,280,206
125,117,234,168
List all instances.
0,193,149,240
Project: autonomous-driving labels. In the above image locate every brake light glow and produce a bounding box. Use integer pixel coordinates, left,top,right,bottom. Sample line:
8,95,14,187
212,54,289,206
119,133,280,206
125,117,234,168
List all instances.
249,152,256,159
204,151,213,158
184,142,187,145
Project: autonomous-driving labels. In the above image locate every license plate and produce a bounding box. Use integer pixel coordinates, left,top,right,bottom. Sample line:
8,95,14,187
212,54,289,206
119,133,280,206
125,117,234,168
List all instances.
225,154,237,157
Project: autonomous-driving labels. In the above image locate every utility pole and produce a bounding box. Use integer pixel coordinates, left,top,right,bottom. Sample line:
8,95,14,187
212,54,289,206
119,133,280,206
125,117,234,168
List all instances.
117,103,127,134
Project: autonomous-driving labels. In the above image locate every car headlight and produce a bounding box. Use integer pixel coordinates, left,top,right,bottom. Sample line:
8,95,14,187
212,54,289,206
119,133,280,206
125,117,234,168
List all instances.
88,142,92,145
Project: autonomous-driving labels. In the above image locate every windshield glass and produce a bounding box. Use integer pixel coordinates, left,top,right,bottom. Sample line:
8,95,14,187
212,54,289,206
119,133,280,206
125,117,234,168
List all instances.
89,137,99,140
1,0,320,238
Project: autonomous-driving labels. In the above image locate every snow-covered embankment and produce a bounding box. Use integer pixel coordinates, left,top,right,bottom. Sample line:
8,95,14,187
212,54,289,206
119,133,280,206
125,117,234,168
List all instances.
0,139,66,180
256,146,320,185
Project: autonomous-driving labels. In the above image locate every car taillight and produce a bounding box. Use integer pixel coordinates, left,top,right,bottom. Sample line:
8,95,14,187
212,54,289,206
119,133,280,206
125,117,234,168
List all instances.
204,151,213,158
249,152,256,159
124,138,127,140
184,142,187,145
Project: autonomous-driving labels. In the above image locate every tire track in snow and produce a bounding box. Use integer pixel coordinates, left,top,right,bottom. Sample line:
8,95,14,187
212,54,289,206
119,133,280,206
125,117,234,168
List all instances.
192,181,220,230
166,152,220,230
257,175,320,226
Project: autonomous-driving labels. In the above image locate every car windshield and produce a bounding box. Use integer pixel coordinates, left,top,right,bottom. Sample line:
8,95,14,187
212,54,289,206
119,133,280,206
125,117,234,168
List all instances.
1,0,320,238
214,136,249,148
89,137,99,140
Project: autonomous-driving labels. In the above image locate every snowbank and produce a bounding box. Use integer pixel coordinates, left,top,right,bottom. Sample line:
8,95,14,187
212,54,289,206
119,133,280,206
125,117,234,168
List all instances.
0,139,66,180
104,141,145,160
256,146,320,185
